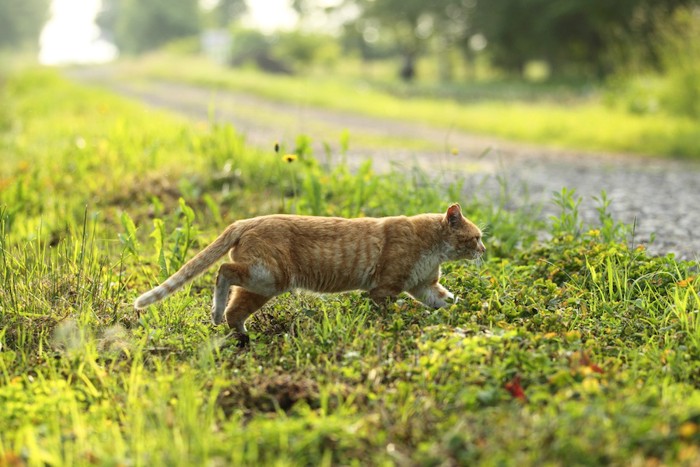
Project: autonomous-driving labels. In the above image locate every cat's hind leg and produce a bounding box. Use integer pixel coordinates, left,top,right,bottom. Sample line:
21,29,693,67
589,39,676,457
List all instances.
224,287,271,346
211,262,278,325
211,263,249,325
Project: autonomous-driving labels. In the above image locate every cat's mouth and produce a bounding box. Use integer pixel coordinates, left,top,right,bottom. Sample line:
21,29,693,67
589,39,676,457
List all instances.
464,245,485,260
453,248,482,261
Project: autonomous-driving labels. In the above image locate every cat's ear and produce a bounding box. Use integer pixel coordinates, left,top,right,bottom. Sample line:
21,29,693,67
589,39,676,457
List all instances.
446,203,463,227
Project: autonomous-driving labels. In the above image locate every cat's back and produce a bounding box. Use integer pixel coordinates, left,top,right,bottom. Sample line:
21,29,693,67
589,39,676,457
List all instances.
241,213,386,239
238,214,393,292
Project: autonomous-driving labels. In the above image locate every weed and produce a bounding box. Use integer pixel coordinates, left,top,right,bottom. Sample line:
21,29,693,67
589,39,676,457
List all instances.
550,187,583,238
1,68,699,465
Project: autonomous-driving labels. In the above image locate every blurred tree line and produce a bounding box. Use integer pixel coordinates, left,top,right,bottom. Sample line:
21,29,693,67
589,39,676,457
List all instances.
332,0,700,80
90,0,699,82
96,0,246,54
3,0,696,116
91,0,700,117
0,0,49,49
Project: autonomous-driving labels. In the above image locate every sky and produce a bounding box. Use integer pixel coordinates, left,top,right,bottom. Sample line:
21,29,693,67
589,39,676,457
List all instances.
39,0,299,65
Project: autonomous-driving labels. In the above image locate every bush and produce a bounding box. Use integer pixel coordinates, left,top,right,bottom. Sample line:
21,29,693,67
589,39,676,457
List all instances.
603,75,663,115
657,8,700,119
605,7,700,119
272,30,341,71
162,35,201,56
228,27,341,74
228,27,291,74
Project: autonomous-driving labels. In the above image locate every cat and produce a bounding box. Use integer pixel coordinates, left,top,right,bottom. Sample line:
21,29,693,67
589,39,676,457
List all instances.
134,203,485,344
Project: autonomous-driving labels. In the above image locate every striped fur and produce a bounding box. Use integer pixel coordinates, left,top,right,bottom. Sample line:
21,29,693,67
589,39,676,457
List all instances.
133,204,485,340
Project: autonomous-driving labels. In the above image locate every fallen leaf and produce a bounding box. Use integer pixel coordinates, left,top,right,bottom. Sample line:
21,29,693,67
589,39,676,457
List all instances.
504,375,527,402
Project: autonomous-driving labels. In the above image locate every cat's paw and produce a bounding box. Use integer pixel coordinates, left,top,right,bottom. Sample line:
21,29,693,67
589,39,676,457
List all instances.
422,293,447,309
235,333,250,348
437,287,459,306
220,330,250,349
425,286,457,308
224,330,250,348
444,292,459,305
427,294,460,309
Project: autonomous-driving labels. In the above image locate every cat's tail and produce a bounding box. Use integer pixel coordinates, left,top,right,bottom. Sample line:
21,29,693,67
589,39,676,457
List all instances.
134,223,242,310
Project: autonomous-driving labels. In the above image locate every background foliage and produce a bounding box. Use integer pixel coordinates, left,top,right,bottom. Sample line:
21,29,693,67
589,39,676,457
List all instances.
89,0,700,121
0,0,49,49
97,0,201,54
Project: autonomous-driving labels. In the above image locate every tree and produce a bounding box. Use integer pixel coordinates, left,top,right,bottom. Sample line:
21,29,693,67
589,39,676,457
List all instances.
202,0,246,28
273,30,341,71
97,0,201,54
228,27,292,74
472,0,700,78
295,0,468,80
0,0,49,49
276,0,700,80
349,0,459,81
96,0,119,44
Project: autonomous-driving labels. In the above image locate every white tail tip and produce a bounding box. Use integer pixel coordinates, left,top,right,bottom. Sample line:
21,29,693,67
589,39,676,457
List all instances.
134,294,152,310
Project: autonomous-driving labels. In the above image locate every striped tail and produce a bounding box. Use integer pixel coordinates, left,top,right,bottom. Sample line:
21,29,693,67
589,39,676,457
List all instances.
134,223,241,309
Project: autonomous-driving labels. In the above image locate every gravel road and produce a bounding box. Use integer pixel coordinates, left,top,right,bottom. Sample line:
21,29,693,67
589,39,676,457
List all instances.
69,69,700,260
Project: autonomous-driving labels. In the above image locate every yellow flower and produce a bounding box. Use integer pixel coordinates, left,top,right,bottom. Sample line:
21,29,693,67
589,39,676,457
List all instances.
581,376,601,393
283,154,297,163
450,147,459,156
679,422,699,438
677,276,696,288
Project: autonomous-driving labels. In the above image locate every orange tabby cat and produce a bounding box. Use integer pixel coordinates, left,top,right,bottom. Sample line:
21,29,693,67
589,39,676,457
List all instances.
134,203,485,344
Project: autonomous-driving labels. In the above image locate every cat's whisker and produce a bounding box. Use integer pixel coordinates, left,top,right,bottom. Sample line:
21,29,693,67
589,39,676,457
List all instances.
478,222,492,236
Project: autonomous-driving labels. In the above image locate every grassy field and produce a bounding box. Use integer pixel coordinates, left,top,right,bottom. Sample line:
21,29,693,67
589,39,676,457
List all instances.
1,68,700,465
112,53,700,159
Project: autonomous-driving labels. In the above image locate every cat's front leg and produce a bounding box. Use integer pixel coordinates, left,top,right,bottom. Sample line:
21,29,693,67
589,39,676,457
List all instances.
368,286,402,310
410,283,455,309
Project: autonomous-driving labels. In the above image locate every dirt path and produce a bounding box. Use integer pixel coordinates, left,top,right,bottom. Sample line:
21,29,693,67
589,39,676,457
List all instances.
68,68,700,260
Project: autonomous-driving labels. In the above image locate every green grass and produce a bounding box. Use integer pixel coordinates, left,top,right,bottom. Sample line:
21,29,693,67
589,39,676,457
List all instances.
2,68,700,465
112,53,700,159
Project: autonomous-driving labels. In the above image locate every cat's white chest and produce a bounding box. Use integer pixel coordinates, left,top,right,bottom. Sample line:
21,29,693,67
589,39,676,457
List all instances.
405,250,443,289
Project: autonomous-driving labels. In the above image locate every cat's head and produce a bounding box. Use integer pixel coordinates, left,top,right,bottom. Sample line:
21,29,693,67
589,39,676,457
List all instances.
443,204,486,260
